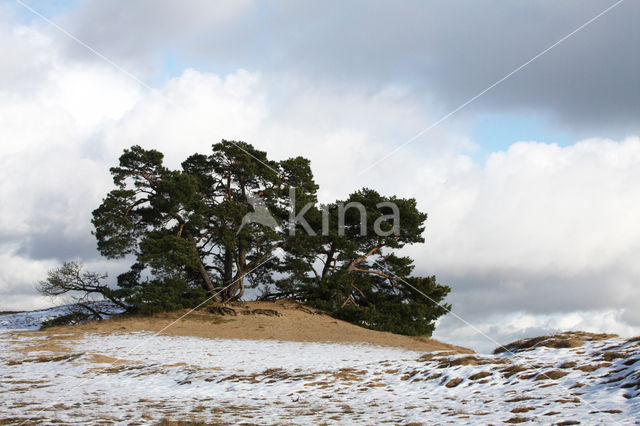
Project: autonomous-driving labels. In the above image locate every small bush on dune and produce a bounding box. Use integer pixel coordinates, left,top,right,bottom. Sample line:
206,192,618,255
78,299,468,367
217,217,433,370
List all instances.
40,311,92,329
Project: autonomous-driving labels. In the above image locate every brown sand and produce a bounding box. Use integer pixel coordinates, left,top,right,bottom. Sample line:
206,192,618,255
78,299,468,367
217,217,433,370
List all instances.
15,300,472,354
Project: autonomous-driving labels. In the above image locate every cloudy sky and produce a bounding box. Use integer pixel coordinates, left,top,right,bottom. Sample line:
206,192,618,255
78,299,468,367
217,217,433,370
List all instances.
1,0,639,352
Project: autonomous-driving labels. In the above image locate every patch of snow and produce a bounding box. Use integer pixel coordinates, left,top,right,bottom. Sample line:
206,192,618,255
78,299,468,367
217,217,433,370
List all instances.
0,306,70,331
0,312,638,424
0,303,122,332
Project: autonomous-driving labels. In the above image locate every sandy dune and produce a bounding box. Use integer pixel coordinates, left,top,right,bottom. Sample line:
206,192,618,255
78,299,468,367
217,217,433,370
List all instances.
25,300,472,354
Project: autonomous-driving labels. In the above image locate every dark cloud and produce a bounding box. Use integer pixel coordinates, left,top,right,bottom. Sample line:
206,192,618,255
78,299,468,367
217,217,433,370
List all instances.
455,265,631,310
56,0,640,135
423,265,640,327
14,230,99,262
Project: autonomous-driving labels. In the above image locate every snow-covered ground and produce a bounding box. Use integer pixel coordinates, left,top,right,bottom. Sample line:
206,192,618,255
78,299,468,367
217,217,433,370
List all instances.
0,306,71,330
1,308,639,424
0,302,121,331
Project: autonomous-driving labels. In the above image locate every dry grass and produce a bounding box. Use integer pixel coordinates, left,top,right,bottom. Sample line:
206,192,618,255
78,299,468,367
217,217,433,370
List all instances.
495,331,618,354
469,371,492,380
445,377,463,388
499,364,531,379
6,352,84,365
510,406,536,413
157,418,221,425
601,351,627,361
575,363,611,372
505,396,540,403
418,351,458,362
503,416,530,423
534,370,569,381
554,397,581,404
438,355,507,368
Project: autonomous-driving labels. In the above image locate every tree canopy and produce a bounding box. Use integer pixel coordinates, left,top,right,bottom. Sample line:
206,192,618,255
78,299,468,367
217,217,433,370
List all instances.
41,140,451,336
91,141,316,306
274,188,450,335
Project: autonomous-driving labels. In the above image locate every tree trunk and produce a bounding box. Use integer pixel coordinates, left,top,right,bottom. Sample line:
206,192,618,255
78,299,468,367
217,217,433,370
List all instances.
196,260,216,295
321,246,336,280
230,244,248,300
223,248,235,299
184,230,216,295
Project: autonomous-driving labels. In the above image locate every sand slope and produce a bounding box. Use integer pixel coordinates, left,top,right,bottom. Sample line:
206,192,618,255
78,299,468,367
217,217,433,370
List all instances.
36,300,471,354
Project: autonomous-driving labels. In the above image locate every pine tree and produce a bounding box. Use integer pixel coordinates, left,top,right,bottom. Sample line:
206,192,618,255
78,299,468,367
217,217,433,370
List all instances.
91,141,317,311
275,188,451,336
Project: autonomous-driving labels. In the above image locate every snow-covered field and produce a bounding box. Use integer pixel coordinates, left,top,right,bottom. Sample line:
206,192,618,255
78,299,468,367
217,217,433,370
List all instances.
1,308,639,424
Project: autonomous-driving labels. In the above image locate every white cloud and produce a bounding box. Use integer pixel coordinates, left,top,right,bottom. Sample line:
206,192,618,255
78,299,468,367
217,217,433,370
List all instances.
99,67,466,200
0,22,142,237
399,138,640,349
434,309,640,354
100,68,269,167
0,16,143,304
0,249,56,311
419,138,640,273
